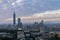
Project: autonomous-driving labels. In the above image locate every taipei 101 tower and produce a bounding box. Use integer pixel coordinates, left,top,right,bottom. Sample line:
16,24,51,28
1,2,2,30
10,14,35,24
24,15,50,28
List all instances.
13,12,16,26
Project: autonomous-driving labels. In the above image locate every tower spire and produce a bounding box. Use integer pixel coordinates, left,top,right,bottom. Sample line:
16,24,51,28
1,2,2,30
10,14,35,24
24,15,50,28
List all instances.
13,11,16,26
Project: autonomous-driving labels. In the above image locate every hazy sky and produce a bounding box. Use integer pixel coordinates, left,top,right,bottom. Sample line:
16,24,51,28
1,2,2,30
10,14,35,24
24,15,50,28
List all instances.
0,0,60,24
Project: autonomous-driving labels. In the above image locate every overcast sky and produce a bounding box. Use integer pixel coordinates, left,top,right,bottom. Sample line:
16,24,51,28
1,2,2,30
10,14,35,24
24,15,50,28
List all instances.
0,0,60,24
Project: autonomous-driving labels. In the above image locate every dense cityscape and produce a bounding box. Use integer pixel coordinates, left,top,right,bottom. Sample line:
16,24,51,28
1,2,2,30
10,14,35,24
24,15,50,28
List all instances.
0,12,60,40
0,0,60,40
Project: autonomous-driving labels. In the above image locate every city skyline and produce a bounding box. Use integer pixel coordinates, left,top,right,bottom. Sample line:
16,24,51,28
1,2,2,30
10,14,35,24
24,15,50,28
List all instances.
0,0,60,24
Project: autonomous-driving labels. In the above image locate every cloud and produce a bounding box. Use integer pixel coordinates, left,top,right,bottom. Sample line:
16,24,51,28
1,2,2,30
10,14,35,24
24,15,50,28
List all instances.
12,2,16,8
11,0,24,7
0,0,3,4
3,4,8,10
6,9,60,23
0,0,60,23
16,0,23,3
20,10,60,19
8,0,14,3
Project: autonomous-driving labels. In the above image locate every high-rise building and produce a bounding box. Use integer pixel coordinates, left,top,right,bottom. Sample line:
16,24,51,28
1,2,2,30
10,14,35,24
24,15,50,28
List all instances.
13,12,16,26
34,22,38,27
39,20,44,32
40,20,44,27
18,18,22,28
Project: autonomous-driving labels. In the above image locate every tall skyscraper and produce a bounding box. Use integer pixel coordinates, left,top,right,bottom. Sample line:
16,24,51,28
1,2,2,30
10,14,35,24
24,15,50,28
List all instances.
13,12,16,26
41,20,44,27
39,20,44,32
18,18,22,28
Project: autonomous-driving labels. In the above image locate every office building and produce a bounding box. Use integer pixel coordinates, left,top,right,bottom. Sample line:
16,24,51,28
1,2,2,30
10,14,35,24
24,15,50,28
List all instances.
18,18,22,28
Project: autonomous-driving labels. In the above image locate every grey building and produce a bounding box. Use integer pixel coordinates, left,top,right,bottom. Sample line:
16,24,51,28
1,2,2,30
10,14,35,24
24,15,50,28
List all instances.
18,18,22,28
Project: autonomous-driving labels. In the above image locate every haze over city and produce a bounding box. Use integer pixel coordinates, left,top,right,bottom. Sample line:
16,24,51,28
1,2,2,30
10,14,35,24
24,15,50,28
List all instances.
0,0,60,24
0,0,60,40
